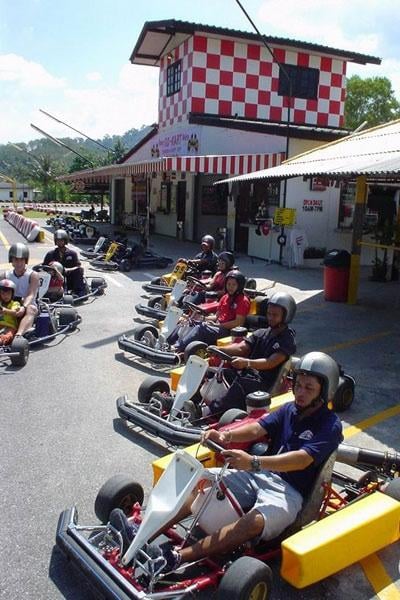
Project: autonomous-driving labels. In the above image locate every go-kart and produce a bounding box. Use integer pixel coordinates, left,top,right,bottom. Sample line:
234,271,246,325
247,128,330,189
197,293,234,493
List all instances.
33,264,107,305
116,345,355,447
56,436,400,600
142,259,219,295
0,272,81,367
89,238,172,272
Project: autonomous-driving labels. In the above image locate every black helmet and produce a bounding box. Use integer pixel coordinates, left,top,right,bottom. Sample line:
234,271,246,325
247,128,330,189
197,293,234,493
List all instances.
0,278,16,298
225,270,246,295
293,351,339,403
218,251,235,270
9,243,29,263
268,292,296,324
54,229,69,244
201,235,215,250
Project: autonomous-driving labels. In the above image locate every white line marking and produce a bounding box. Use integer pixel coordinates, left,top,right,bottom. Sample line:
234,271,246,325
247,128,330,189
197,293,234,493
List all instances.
143,272,155,279
102,273,124,288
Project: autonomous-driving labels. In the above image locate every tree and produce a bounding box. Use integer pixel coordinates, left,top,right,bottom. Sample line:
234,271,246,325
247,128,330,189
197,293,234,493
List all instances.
345,75,400,130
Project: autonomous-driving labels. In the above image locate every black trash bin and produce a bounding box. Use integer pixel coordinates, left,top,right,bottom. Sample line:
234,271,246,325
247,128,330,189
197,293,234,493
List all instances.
323,249,351,302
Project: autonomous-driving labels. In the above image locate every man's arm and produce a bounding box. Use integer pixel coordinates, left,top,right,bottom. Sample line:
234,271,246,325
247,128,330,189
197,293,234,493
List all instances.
23,271,40,307
222,449,313,472
232,350,287,371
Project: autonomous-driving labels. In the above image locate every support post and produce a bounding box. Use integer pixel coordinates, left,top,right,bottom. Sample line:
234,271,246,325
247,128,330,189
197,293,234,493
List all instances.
347,175,367,304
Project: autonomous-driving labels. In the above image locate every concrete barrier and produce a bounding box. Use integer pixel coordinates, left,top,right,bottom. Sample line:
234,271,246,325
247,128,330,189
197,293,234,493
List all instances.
4,210,43,242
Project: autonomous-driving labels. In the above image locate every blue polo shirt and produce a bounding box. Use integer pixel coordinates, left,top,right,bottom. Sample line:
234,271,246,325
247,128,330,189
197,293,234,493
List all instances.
258,402,343,497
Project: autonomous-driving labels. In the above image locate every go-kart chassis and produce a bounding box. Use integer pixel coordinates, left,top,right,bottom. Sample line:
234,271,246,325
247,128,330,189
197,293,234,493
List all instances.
117,335,181,367
56,443,400,600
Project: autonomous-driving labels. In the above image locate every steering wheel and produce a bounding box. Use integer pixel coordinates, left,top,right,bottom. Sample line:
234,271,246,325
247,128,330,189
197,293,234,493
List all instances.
183,300,209,316
203,438,226,454
207,345,233,362
186,275,207,289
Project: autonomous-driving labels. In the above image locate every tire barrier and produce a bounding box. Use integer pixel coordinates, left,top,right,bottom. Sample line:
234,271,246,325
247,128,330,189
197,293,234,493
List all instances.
4,211,42,242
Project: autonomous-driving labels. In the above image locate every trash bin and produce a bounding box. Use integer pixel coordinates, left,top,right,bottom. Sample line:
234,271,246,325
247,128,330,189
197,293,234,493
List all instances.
323,249,351,302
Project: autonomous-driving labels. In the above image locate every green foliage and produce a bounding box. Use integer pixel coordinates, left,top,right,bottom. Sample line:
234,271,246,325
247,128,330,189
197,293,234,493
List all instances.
345,75,400,130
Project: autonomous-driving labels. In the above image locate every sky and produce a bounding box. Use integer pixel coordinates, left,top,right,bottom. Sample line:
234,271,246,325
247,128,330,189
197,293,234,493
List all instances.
1,0,399,144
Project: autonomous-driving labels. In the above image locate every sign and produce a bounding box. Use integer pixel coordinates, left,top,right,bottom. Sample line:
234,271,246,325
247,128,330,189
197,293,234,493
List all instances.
303,199,323,212
156,127,201,157
273,208,296,226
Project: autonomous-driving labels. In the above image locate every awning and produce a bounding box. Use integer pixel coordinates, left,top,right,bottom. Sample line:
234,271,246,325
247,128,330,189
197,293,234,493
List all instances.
58,152,286,184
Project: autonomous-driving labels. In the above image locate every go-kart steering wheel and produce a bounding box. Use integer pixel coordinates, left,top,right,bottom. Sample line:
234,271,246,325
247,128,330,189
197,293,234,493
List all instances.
186,276,207,289
207,345,233,362
203,438,226,454
183,300,209,316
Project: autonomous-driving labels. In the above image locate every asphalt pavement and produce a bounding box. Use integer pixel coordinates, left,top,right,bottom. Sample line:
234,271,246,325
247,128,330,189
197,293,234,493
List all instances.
0,217,399,599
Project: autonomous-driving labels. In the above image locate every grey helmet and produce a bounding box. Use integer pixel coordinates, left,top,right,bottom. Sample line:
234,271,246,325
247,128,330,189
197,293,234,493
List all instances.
49,261,64,275
54,229,69,243
218,251,235,270
0,278,16,298
293,351,339,403
9,242,29,263
201,235,215,250
268,291,296,324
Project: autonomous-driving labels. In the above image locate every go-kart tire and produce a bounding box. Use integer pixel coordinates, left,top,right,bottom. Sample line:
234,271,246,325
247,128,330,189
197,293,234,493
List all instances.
133,324,159,342
331,375,355,412
217,556,272,600
148,295,167,311
150,277,162,285
157,258,170,268
94,474,144,524
218,408,248,427
245,278,257,291
58,307,78,330
63,294,74,305
383,478,400,501
183,341,208,363
91,277,106,295
10,336,29,367
120,258,132,272
138,376,170,404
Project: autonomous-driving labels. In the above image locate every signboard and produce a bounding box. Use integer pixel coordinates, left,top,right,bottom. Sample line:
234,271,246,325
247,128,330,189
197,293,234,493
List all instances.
303,199,323,212
273,208,296,226
155,127,201,157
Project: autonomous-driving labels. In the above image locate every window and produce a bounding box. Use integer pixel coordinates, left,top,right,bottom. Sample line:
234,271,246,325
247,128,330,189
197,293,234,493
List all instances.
23,191,28,198
9,191,13,198
166,60,182,97
278,63,319,100
201,184,228,215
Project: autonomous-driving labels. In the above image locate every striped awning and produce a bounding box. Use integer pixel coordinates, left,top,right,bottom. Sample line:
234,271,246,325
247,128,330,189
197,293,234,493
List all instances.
58,152,286,183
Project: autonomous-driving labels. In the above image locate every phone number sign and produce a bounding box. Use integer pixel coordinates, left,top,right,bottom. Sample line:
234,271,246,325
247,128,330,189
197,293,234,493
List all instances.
273,208,297,226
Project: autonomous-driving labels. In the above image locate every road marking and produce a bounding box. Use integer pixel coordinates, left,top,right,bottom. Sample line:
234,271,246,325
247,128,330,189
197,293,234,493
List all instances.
343,405,400,439
360,555,400,600
0,230,10,249
321,330,391,353
143,272,156,279
101,273,123,288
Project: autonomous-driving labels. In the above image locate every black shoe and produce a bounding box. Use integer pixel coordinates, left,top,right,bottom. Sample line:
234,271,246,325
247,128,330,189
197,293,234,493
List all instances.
109,508,137,554
145,542,182,575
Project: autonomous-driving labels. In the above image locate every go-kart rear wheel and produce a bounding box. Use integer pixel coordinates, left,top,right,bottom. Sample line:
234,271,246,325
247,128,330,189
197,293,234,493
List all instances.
94,474,144,524
133,324,159,344
91,277,106,295
150,277,162,285
157,258,171,268
331,375,355,412
218,408,248,427
383,478,400,501
218,556,272,600
245,278,257,291
10,336,29,367
58,307,79,331
138,376,170,404
63,294,74,305
119,258,132,272
148,295,167,311
183,341,208,363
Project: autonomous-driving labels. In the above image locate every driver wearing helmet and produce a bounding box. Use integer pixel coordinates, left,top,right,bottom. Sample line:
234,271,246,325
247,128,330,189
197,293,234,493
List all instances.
1,243,40,337
46,261,65,301
111,351,343,572
206,291,297,414
43,230,85,296
169,270,251,352
0,279,21,346
181,251,235,306
179,235,218,274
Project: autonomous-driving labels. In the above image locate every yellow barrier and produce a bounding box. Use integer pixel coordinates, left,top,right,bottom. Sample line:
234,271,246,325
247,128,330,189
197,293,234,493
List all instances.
281,492,400,588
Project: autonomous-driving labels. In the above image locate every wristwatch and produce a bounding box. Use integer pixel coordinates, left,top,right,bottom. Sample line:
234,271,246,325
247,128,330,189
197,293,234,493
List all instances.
251,456,262,472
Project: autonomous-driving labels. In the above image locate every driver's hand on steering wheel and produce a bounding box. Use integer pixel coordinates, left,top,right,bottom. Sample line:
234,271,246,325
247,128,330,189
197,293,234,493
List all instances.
221,448,253,470
231,357,249,370
201,428,226,446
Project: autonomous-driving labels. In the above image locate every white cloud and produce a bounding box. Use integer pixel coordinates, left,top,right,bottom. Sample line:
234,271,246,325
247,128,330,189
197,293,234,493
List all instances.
0,54,65,89
86,71,102,82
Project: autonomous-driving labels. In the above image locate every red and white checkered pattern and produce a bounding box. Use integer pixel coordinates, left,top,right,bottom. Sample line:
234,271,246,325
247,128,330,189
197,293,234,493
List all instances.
5,211,41,242
159,34,346,129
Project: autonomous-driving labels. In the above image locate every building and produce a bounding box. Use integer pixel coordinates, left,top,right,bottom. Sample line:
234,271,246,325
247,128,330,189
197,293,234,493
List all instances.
0,180,35,203
61,20,380,261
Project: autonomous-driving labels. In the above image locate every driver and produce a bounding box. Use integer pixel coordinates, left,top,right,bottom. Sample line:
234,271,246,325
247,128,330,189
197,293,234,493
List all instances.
206,291,296,415
1,243,40,337
111,351,343,572
43,230,86,296
181,251,235,306
179,235,218,274
0,279,21,346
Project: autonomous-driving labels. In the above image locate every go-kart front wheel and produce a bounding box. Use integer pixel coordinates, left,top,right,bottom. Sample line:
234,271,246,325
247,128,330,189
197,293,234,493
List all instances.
133,324,159,345
90,277,106,295
218,556,272,600
148,295,167,311
138,376,171,404
10,336,29,367
94,474,144,524
183,341,208,363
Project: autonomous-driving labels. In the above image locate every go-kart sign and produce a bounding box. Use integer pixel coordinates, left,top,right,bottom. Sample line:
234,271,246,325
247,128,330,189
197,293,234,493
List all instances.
273,208,296,226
